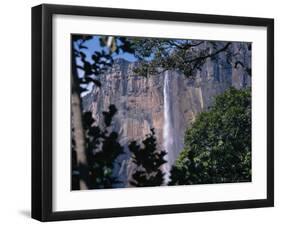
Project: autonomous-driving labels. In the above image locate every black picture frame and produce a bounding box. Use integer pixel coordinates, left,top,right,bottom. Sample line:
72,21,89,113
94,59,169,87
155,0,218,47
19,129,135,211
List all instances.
32,4,274,222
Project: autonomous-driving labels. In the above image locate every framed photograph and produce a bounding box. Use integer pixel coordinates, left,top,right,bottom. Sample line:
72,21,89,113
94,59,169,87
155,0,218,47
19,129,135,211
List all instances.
32,4,274,221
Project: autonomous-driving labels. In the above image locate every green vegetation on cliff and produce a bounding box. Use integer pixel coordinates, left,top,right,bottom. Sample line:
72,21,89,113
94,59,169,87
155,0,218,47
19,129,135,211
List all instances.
169,87,251,185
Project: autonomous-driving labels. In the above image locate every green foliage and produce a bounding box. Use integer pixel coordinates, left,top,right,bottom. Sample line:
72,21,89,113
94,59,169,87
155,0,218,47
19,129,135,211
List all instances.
72,35,135,92
129,129,167,187
82,105,124,189
169,87,251,185
71,35,133,189
131,39,232,77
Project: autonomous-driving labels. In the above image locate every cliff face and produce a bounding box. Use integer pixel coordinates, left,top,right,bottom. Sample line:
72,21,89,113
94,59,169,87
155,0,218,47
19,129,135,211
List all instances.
82,42,251,187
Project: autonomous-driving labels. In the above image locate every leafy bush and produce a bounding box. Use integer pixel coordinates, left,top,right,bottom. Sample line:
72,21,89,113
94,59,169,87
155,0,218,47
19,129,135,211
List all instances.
169,87,251,185
129,129,167,187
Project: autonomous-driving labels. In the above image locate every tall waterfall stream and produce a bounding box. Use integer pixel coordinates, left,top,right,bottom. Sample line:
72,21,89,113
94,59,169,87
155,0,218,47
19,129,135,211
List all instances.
163,71,173,184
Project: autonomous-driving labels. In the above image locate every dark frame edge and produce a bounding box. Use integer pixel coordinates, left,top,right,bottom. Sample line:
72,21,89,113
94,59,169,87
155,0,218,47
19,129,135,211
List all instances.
40,3,274,26
46,199,271,221
31,4,53,222
266,18,274,207
31,5,43,221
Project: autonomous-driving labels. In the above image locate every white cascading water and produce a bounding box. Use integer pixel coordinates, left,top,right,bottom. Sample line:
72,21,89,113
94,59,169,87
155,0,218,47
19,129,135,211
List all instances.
163,71,173,184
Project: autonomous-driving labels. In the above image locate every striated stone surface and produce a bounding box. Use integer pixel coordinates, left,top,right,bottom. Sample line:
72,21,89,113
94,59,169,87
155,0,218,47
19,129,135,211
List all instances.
82,42,251,187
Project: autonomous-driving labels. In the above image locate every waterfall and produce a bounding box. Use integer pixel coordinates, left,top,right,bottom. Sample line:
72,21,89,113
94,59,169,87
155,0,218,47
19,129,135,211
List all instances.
163,71,173,184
